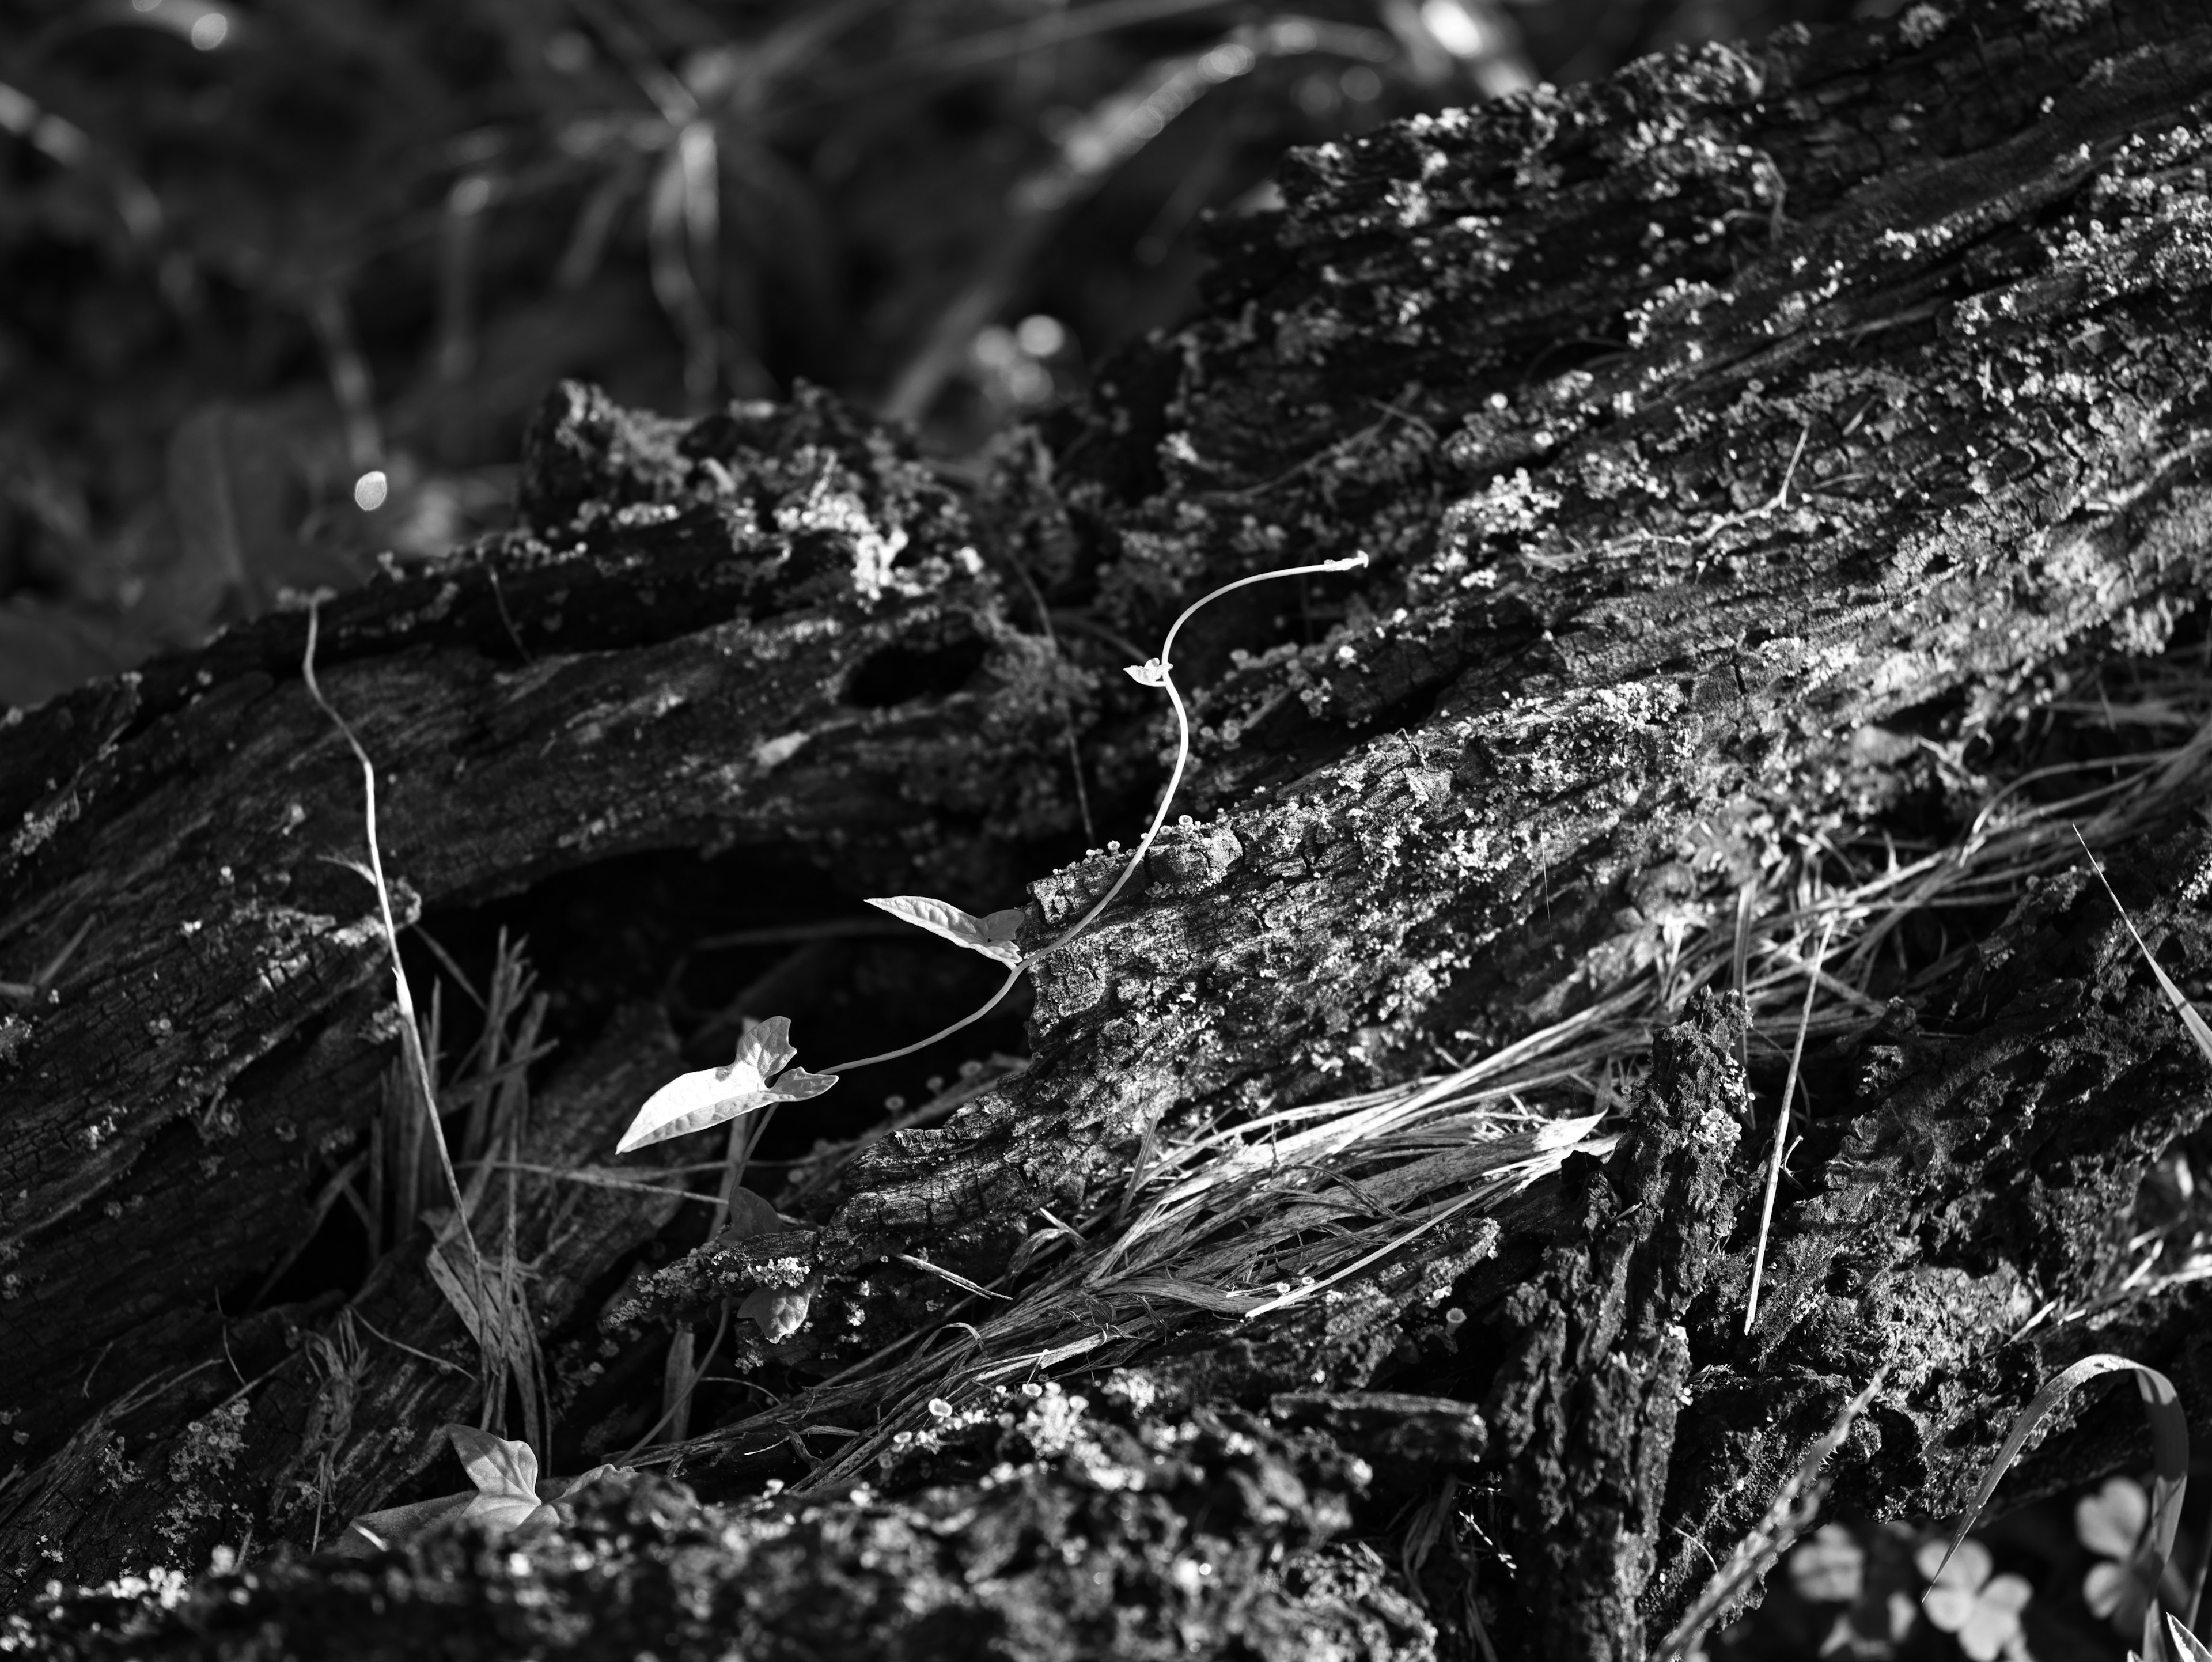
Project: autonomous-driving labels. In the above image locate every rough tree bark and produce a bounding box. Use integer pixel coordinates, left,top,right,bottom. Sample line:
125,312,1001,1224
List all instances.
8,2,2212,1657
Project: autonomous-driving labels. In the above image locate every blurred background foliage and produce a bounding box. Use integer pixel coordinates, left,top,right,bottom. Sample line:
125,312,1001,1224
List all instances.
0,0,1894,705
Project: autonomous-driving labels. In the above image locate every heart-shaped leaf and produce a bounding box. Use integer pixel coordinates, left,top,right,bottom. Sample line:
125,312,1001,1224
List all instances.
722,1187,789,1240
864,895,1027,964
449,1422,538,1501
337,1425,573,1556
616,1016,836,1153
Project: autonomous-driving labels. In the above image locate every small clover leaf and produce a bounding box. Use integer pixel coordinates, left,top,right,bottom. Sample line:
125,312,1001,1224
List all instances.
1915,1535,2031,1662
1787,1520,1922,1660
1124,658,1171,686
1789,1522,1865,1604
616,1016,836,1154
2080,1473,2158,1634
864,895,1027,965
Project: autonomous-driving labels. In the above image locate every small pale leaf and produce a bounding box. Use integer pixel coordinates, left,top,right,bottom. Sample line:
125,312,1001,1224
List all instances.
337,1426,560,1557
446,1423,539,1501
732,1016,800,1081
738,1281,814,1342
1124,658,1171,686
1787,1523,1864,1605
866,895,1024,964
2078,1475,2150,1562
617,1024,837,1154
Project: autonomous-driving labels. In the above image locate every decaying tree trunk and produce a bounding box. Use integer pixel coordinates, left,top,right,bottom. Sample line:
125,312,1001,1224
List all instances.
9,3,2212,1656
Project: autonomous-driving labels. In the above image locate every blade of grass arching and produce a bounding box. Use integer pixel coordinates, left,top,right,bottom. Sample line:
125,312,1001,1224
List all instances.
1925,1354,2187,1619
1746,912,1836,1333
303,603,496,1396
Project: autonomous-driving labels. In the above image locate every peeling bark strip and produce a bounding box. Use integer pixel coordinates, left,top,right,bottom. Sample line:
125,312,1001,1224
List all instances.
9,3,2212,1655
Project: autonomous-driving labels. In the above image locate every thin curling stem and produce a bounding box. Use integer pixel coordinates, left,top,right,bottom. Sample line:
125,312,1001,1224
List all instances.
1027,550,1367,967
819,962,1024,1076
815,549,1366,1079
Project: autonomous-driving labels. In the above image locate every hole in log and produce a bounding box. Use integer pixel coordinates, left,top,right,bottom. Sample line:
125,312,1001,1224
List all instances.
841,635,988,707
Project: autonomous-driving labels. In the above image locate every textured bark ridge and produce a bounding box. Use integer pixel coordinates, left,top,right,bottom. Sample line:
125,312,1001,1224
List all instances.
10,3,2212,1656
1487,990,1751,1660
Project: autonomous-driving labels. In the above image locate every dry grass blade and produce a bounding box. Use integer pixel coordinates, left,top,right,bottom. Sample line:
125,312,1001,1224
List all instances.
657,997,1642,1494
1745,912,1836,1332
